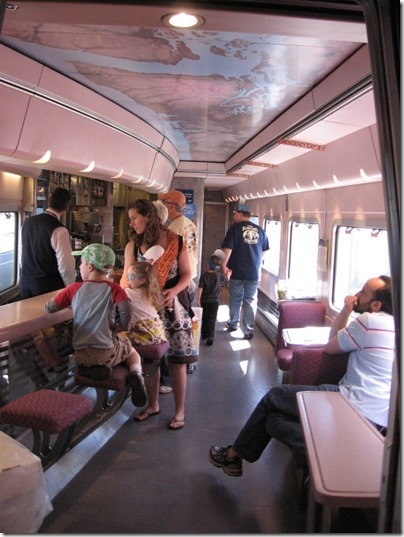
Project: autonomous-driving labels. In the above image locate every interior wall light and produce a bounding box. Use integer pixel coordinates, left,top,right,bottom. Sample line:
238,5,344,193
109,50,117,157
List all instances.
80,161,95,173
33,150,51,164
162,12,205,29
360,168,368,181
111,169,124,179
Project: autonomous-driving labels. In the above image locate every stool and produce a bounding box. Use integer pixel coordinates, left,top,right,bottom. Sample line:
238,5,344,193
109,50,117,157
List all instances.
134,340,170,378
0,389,94,469
74,364,131,415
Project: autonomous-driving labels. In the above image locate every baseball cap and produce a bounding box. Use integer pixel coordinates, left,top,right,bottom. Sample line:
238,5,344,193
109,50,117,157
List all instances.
211,248,225,261
158,190,186,208
235,203,251,213
72,243,115,272
143,245,165,262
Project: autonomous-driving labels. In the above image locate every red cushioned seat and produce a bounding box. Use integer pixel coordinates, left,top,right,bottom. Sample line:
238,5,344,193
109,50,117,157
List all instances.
74,363,130,390
134,340,170,363
0,389,93,434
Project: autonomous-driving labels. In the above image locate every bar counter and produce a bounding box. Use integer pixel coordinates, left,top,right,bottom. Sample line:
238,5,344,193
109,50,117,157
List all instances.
0,291,72,344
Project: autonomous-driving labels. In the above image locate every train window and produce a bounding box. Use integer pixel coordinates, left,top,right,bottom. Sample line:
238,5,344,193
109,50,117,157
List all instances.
332,226,391,309
263,219,281,275
0,211,18,293
288,221,319,297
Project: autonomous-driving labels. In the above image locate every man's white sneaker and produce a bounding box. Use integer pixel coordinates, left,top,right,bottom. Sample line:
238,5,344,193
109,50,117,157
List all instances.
159,385,173,394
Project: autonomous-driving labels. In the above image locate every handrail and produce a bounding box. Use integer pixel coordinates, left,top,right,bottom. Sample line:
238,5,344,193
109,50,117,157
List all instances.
0,291,72,344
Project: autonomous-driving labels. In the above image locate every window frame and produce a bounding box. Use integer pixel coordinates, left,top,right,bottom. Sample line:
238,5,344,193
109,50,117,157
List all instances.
287,218,320,298
263,217,281,276
0,210,19,301
330,223,391,311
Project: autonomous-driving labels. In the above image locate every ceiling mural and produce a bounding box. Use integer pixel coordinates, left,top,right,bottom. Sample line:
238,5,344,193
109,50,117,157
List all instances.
1,16,360,163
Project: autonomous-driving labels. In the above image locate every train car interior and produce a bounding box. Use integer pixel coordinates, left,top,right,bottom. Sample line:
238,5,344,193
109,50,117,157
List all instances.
0,0,399,533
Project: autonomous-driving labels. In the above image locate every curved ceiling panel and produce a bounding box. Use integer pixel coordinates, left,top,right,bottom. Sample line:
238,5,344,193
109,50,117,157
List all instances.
0,45,179,191
224,126,381,200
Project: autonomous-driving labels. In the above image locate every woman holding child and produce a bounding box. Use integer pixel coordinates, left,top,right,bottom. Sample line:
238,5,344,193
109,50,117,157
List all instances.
120,198,196,430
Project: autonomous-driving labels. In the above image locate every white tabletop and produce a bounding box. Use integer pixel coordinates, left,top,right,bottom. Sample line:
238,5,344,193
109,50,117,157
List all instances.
282,326,330,347
297,391,384,508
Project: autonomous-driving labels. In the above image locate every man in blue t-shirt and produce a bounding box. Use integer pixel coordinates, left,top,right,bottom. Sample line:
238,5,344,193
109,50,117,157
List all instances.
221,202,269,339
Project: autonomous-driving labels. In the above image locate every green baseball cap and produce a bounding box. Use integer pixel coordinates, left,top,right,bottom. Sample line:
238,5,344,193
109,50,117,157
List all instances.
72,243,115,272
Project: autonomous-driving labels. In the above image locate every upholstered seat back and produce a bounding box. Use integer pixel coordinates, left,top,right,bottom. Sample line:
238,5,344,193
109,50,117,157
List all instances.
276,301,326,372
276,301,326,352
289,345,349,385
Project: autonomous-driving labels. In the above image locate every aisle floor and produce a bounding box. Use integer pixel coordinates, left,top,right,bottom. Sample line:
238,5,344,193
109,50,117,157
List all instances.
39,295,376,533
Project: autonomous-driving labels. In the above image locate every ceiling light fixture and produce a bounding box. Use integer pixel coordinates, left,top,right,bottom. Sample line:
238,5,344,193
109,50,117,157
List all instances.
162,12,205,29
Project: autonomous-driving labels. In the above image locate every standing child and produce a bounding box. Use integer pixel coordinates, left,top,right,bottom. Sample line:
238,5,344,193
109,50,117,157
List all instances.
125,261,170,421
44,243,147,408
197,249,228,346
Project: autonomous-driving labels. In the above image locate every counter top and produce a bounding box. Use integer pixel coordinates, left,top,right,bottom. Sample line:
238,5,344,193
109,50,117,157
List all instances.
0,291,72,344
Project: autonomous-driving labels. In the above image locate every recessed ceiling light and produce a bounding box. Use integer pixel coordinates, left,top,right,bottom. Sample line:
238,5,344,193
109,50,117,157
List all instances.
162,12,205,29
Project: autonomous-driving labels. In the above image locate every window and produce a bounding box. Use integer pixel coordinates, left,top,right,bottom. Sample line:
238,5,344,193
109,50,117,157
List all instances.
332,226,390,309
288,221,319,298
0,212,18,293
263,218,281,275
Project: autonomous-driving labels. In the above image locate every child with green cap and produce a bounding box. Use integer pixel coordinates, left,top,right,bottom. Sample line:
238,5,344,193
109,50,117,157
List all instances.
44,243,147,408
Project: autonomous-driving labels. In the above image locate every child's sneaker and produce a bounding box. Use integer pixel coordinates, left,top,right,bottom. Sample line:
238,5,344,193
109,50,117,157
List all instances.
208,445,243,476
128,371,147,407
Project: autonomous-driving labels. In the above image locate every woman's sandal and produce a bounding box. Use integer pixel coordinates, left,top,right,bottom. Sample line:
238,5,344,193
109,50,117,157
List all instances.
168,417,185,430
134,409,161,421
